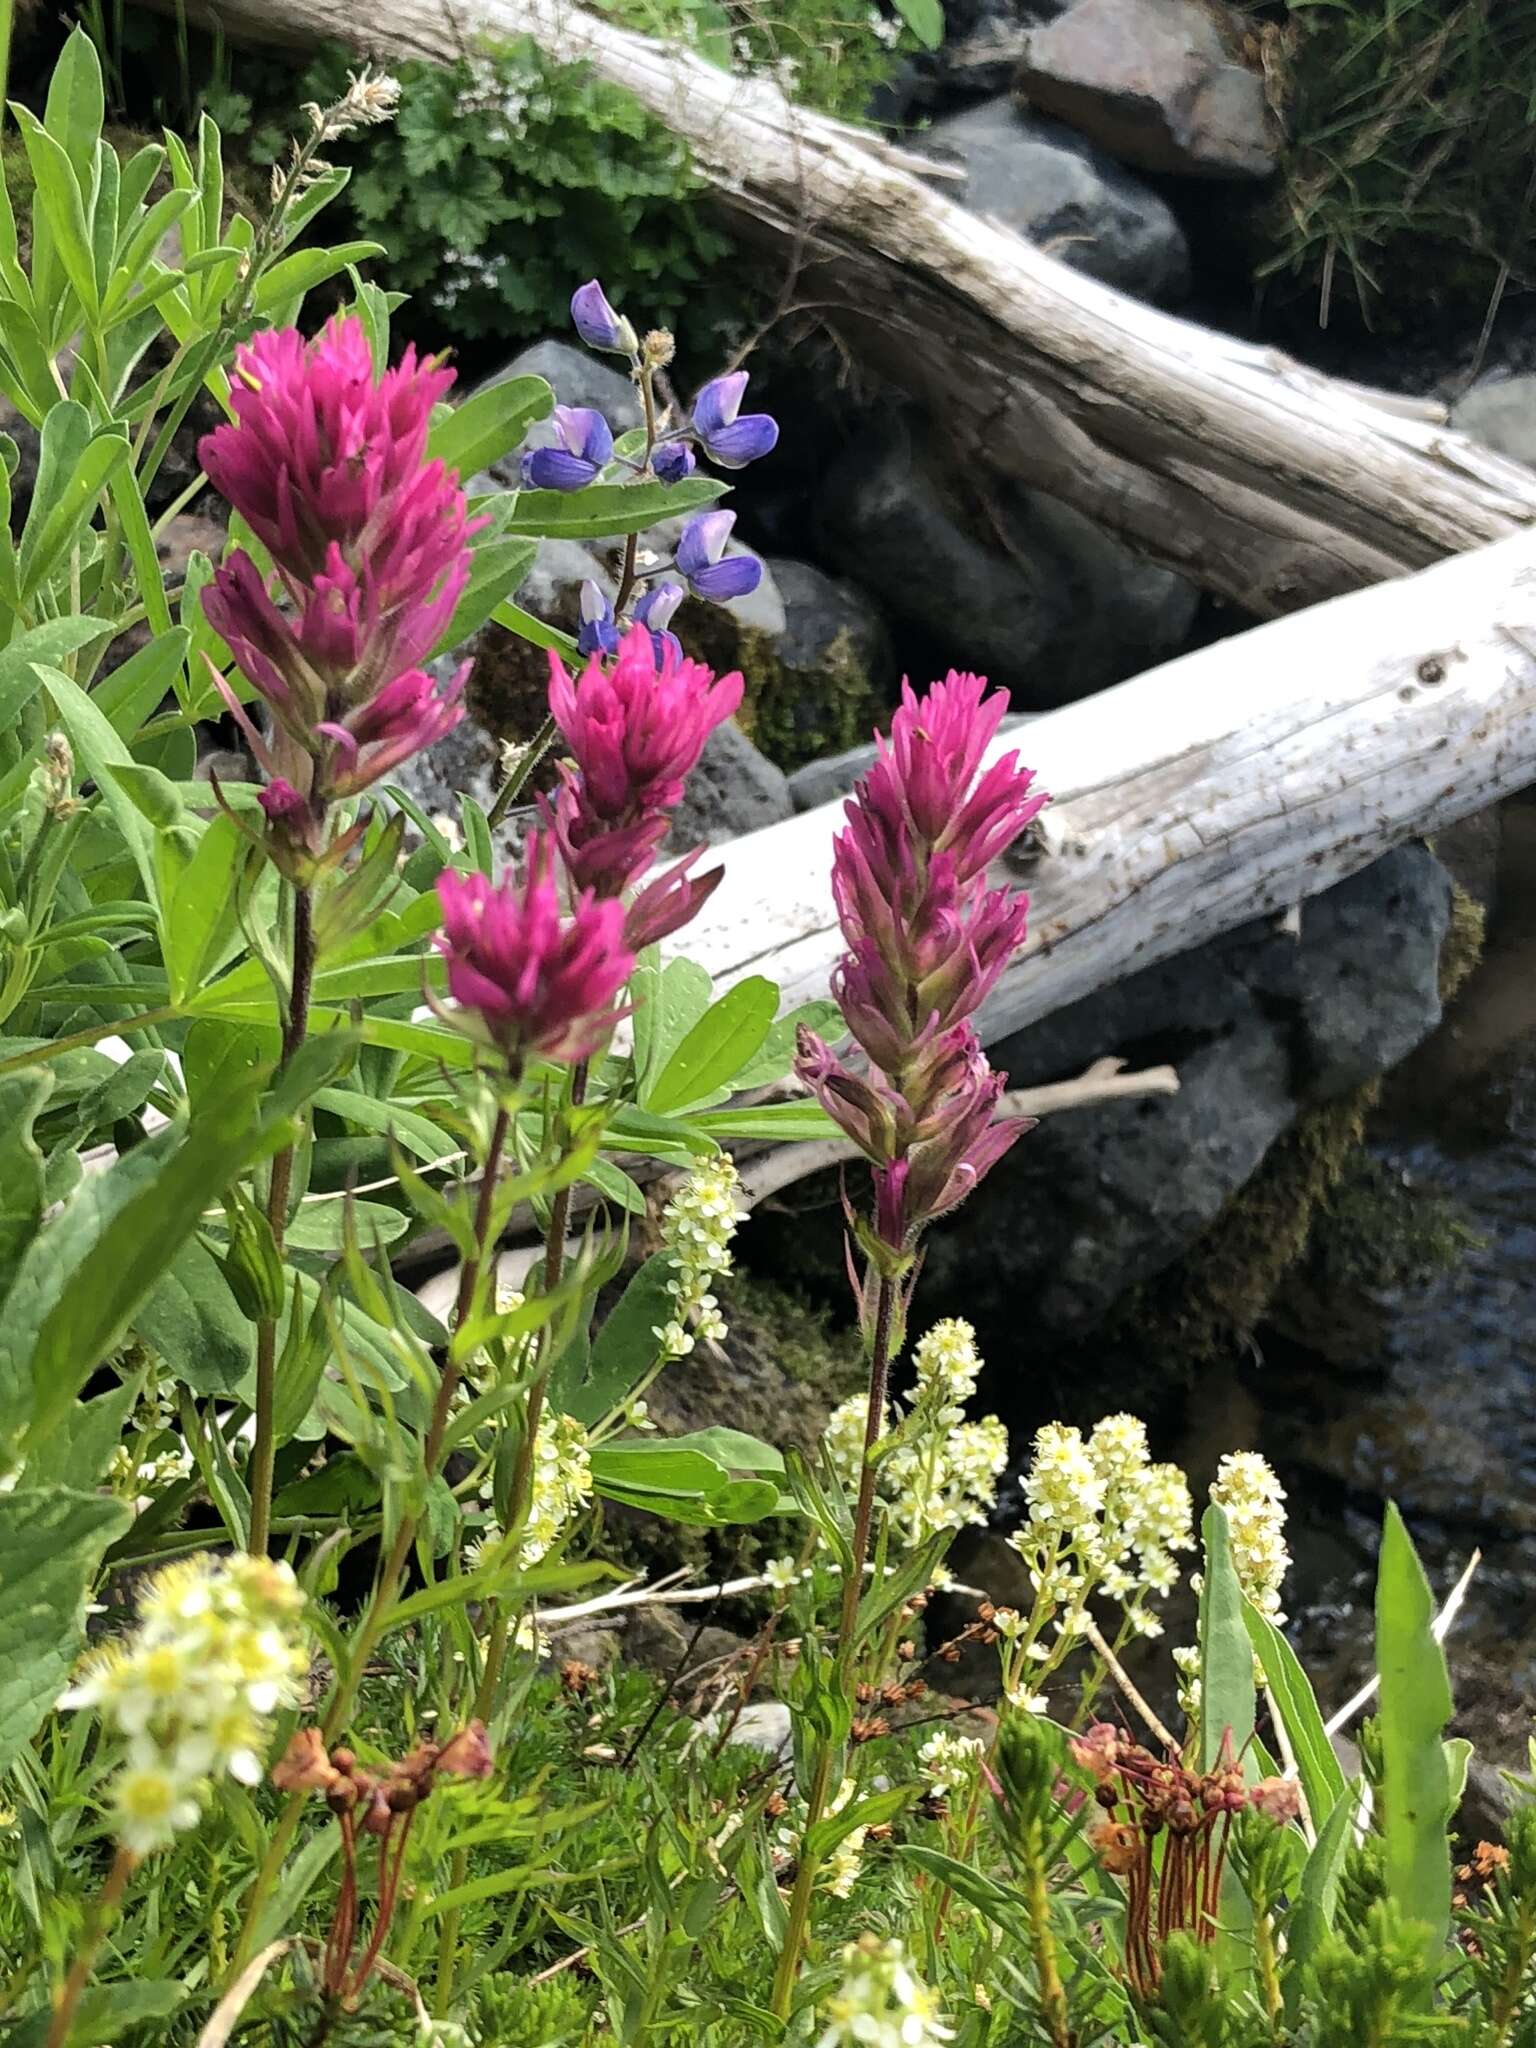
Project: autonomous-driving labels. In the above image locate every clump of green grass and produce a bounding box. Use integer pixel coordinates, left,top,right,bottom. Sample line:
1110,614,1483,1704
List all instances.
1251,0,1536,335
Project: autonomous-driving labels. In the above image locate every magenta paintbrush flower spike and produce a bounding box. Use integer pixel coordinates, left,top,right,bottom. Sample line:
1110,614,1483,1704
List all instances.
543,623,743,945
433,842,634,1067
200,318,456,581
795,670,1047,1258
198,317,481,840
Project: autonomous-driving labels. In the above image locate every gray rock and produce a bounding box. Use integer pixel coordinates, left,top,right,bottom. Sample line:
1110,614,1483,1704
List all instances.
788,712,1036,812
383,706,507,833
815,412,1197,705
920,96,1190,301
915,846,1453,1343
668,720,794,849
701,1700,792,1758
474,338,643,486
1452,375,1536,473
1017,0,1279,180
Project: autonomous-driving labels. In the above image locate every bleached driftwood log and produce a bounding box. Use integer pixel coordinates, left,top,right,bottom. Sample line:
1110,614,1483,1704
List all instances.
176,0,1536,612
680,528,1536,1037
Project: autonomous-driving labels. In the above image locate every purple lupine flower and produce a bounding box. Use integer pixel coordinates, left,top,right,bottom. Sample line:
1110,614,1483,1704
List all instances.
521,406,614,491
691,371,779,469
576,580,621,659
676,510,763,603
634,579,685,663
794,673,1047,1254
570,279,637,357
434,843,634,1067
652,440,696,485
543,623,742,945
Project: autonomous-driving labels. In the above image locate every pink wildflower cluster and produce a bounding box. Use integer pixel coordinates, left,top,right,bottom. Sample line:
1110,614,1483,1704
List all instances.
199,317,476,847
433,625,741,1065
796,673,1047,1253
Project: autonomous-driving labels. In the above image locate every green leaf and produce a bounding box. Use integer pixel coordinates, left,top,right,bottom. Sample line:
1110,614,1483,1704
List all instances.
1199,1503,1256,1772
665,1427,785,1475
430,536,537,657
0,616,110,728
0,1486,130,1775
73,1980,184,2044
42,665,156,893
93,626,191,738
43,27,104,187
554,1251,674,1427
731,998,843,1093
645,975,777,1114
500,476,725,541
1242,1600,1346,1829
489,596,577,659
691,1101,840,1143
252,242,387,319
891,0,944,46
11,109,97,317
284,1197,411,1253
1376,1501,1454,1969
22,1371,139,1490
16,421,128,599
430,374,552,479
15,1076,291,1445
1286,1781,1361,1997
0,1071,52,1293
161,810,247,1003
133,1240,254,1396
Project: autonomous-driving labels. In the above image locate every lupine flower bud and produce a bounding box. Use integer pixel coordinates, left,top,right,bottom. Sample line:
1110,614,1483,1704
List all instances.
692,371,779,469
652,439,696,484
521,405,614,491
433,846,633,1066
570,278,638,357
676,510,763,602
576,579,621,659
633,579,685,661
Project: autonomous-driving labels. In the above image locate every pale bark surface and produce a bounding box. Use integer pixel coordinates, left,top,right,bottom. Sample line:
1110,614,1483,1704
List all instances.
181,0,1536,611
681,529,1536,1040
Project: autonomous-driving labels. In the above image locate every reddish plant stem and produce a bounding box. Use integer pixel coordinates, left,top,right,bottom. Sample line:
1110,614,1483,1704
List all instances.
45,1846,135,2048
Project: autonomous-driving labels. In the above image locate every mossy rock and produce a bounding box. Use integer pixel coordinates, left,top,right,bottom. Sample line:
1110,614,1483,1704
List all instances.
596,1271,864,1588
1106,880,1487,1373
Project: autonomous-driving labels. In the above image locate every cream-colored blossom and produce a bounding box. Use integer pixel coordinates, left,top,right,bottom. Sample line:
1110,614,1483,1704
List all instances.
656,1155,742,1358
818,1936,953,2048
1211,1450,1290,1621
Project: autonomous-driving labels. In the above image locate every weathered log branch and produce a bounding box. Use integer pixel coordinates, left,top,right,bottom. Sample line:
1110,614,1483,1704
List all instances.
177,0,1536,611
681,528,1536,1036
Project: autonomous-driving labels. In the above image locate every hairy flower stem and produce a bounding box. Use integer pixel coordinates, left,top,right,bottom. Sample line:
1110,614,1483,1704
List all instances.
769,1271,897,2021
249,882,315,1557
1022,1821,1073,2048
45,1846,135,2048
230,1107,511,1982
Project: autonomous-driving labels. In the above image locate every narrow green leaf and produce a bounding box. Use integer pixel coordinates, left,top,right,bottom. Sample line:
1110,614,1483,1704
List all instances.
0,1486,130,1774
646,975,779,1114
1199,1503,1256,1771
500,476,725,541
133,1240,254,1397
430,536,537,658
1376,1501,1454,1969
1286,1781,1361,1997
43,26,104,187
489,596,577,658
252,242,386,319
892,0,944,47
1243,1600,1346,1828
11,108,98,318
0,615,110,728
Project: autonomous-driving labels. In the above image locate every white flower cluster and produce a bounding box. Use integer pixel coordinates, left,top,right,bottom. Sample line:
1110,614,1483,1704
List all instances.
826,1321,1007,1551
818,1936,954,2048
62,1554,307,1856
1211,1450,1290,1623
1010,1413,1194,1636
656,1156,742,1358
777,1777,868,1898
514,1410,593,1567
917,1728,984,1802
106,1370,191,1502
